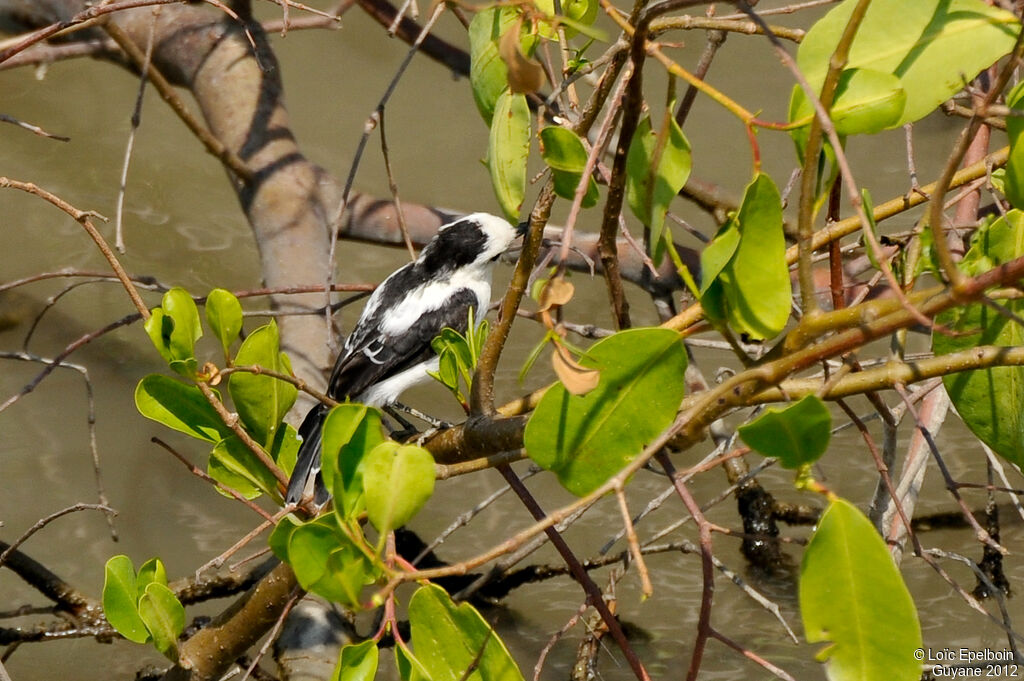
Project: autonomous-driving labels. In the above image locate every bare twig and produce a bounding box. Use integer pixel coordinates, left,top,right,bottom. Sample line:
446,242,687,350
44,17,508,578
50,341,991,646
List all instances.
0,504,117,570
614,486,652,598
0,113,69,141
113,9,159,253
0,178,150,319
102,21,254,183
656,450,714,681
150,437,278,521
497,464,651,681
378,107,416,260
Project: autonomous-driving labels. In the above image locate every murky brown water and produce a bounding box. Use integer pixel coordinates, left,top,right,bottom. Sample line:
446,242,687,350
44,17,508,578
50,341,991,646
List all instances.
2,2,1023,680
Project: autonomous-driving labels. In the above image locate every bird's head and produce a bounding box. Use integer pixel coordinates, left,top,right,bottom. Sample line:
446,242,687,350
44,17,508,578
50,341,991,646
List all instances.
420,213,521,274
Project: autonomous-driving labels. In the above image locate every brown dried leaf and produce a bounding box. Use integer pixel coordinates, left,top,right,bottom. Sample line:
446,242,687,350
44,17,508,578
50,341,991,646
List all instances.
537,276,575,312
552,346,599,395
202,362,222,386
498,19,545,94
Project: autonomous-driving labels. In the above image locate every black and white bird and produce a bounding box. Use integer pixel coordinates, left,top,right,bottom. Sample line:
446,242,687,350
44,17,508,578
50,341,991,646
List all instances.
286,212,523,506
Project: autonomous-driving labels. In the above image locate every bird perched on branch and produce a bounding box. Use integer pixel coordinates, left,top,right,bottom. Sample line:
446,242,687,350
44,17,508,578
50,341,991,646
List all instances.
286,212,524,506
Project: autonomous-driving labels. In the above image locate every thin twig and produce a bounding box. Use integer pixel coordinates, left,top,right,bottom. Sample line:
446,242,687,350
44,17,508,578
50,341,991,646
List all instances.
534,600,589,681
0,349,117,539
195,518,275,577
0,0,184,65
102,22,254,184
0,178,150,319
614,486,652,598
414,467,540,564
893,384,1005,554
656,450,714,681
498,464,651,681
0,113,69,141
0,314,141,415
0,504,117,570
114,9,159,253
709,628,797,681
378,106,416,260
151,437,277,522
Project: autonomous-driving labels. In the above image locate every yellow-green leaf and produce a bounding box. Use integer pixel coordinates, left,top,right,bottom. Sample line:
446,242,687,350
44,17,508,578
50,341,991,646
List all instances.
801,498,922,681
488,90,530,221
625,115,692,265
798,0,1019,126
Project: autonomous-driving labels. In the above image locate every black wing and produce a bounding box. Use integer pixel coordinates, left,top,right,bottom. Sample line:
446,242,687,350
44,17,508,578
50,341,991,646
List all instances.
326,287,480,400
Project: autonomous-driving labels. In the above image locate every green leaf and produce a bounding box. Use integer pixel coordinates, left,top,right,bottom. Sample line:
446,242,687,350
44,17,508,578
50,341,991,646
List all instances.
409,584,525,681
800,498,922,681
551,170,599,208
209,425,294,501
321,404,385,520
270,422,300,477
288,515,372,607
788,68,906,136
472,318,489,362
534,0,598,38
162,288,201,348
1003,81,1024,210
698,221,741,295
268,513,302,562
488,90,530,221
208,450,263,500
135,374,231,442
429,314,491,400
625,115,692,265
540,126,600,208
205,288,243,357
712,172,791,340
138,582,185,661
145,287,202,377
469,8,517,123
332,640,379,681
396,644,431,681
287,516,338,589
210,434,280,500
102,555,149,644
144,309,174,367
430,348,461,392
136,558,168,599
990,168,1008,196
933,210,1024,467
362,442,436,536
738,395,832,468
798,0,1019,126
539,126,587,171
525,328,686,496
699,279,727,324
228,320,297,447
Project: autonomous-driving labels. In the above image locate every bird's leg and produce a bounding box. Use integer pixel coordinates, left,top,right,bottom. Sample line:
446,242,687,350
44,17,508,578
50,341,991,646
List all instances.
391,402,453,430
382,405,419,440
385,402,454,444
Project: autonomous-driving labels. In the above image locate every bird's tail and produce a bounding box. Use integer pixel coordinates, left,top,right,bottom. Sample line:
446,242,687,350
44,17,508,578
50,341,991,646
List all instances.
286,403,330,506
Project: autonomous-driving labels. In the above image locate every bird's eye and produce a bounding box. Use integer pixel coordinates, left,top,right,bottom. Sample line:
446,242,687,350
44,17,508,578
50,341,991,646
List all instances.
490,254,501,262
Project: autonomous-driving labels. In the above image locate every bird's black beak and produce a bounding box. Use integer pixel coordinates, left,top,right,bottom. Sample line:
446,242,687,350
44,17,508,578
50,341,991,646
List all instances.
516,219,530,238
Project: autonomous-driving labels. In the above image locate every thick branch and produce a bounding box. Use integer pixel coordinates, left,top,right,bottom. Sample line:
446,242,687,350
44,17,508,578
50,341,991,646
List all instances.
164,562,298,681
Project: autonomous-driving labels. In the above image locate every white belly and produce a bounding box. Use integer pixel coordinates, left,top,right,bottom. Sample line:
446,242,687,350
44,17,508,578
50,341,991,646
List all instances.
357,356,441,407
